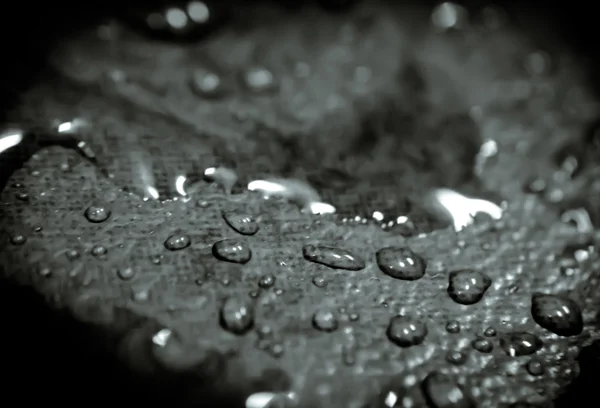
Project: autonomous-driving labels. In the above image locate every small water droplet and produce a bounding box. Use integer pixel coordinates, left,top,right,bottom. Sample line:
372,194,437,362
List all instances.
387,315,428,347
164,234,191,251
483,327,497,337
258,274,276,289
65,249,80,260
471,338,493,353
526,358,545,376
118,267,136,281
302,244,365,271
268,342,285,358
91,245,107,257
446,350,468,365
220,297,254,334
132,288,150,302
499,332,543,357
421,371,474,408
242,67,277,93
447,269,492,305
10,234,26,245
84,205,111,223
446,320,461,333
312,309,339,332
15,192,29,201
312,276,327,288
531,293,583,336
212,239,252,264
38,266,52,278
190,67,226,99
375,247,427,281
222,211,259,235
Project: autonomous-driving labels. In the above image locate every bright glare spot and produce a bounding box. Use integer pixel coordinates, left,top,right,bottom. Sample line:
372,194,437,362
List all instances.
0,130,23,154
187,1,210,23
246,392,275,408
175,175,187,196
432,188,503,231
152,329,172,347
384,391,398,407
204,167,216,177
431,2,467,30
146,186,160,200
247,180,288,197
308,201,336,215
166,8,188,29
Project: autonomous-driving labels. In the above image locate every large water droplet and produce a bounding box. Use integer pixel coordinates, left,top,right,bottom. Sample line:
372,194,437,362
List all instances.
164,234,191,251
84,204,111,223
421,371,474,408
222,211,259,235
386,315,428,347
375,247,427,280
220,297,254,335
499,332,543,357
471,338,493,353
312,309,339,332
531,293,583,336
302,244,365,271
447,269,492,305
212,239,252,264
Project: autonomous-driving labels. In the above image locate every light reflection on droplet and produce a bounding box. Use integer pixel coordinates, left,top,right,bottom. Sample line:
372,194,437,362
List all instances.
245,392,275,408
248,178,336,215
166,8,188,29
187,1,210,23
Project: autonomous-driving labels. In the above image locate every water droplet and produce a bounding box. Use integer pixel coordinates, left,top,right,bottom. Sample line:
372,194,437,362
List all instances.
447,269,492,305
15,192,29,201
65,249,80,260
220,297,254,334
483,327,497,337
212,239,252,264
258,274,276,289
471,338,493,353
312,276,327,288
387,315,428,347
375,247,427,281
84,205,111,223
132,288,150,302
446,350,467,365
531,293,583,336
10,234,26,245
500,332,543,357
446,320,461,333
268,343,285,358
242,67,277,93
190,67,226,99
302,244,365,271
526,358,545,376
117,267,136,281
222,211,259,235
312,309,339,332
164,234,191,251
38,266,52,278
421,371,474,408
91,245,107,257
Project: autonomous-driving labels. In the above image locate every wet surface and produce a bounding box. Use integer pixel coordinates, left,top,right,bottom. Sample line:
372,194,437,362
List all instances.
1,1,600,407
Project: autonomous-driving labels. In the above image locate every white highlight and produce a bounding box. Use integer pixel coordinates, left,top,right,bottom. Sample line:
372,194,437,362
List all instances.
0,130,23,154
245,392,276,408
432,188,503,231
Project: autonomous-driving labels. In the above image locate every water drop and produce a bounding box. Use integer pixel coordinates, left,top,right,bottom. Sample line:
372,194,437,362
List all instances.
447,269,492,305
446,320,461,333
117,267,136,281
242,67,277,93
164,234,191,251
386,315,428,347
132,288,150,302
220,296,254,334
421,371,474,408
499,332,543,357
10,234,26,245
258,274,276,289
15,192,29,201
446,350,467,365
531,293,583,336
268,343,285,358
38,267,52,278
302,244,365,271
471,338,493,353
212,239,252,264
526,358,545,376
483,327,497,337
312,309,339,332
312,276,327,288
375,247,427,281
65,249,80,260
91,245,107,257
190,67,226,99
84,205,111,223
222,211,259,235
